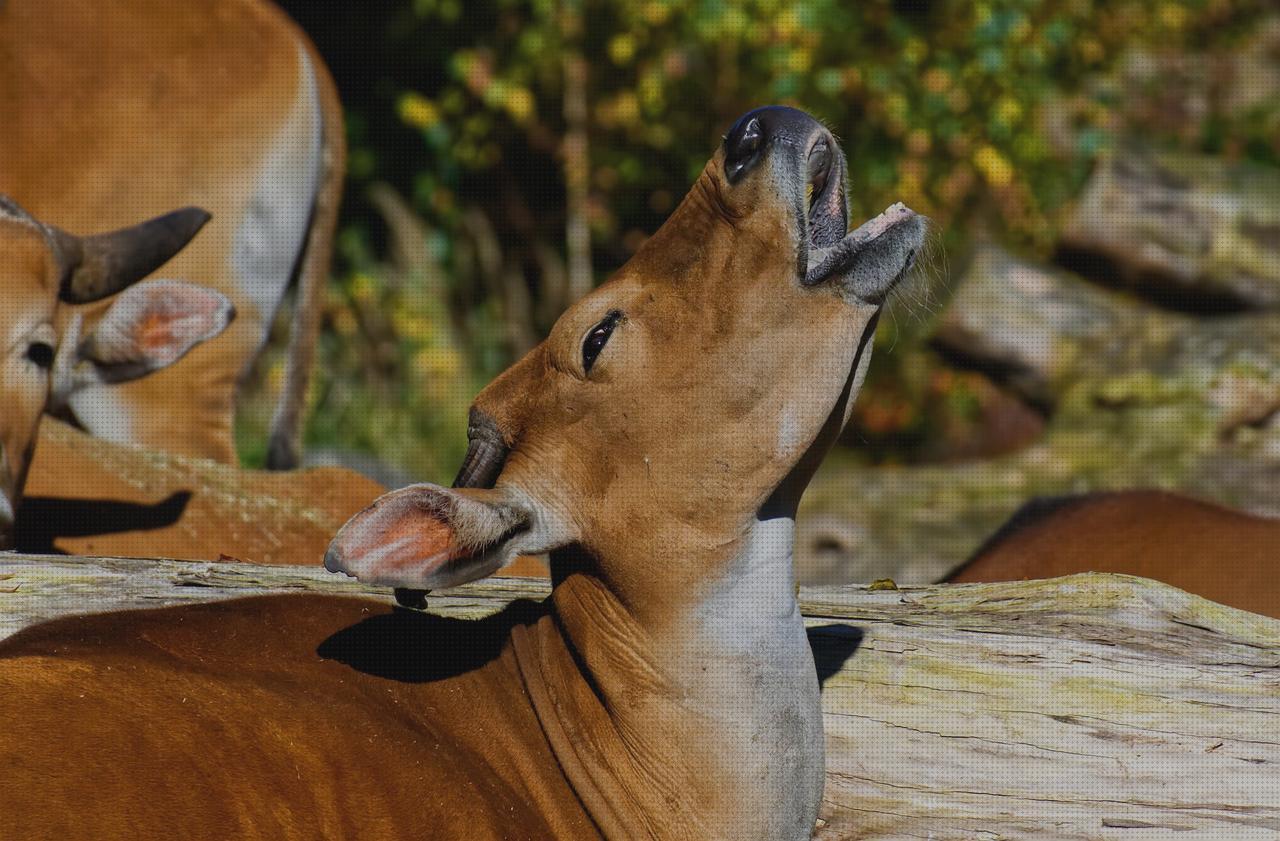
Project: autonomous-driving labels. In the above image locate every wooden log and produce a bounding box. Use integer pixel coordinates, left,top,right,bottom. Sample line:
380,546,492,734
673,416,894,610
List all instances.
1059,149,1280,309
2,555,1276,839
933,245,1280,413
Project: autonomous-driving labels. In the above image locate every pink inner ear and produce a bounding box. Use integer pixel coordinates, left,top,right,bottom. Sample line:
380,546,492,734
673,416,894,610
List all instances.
373,516,457,573
87,280,234,369
137,311,178,354
325,488,464,587
132,285,231,364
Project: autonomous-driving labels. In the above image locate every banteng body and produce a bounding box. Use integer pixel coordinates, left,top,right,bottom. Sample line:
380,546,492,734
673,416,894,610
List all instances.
950,490,1280,619
0,0,344,468
0,107,926,840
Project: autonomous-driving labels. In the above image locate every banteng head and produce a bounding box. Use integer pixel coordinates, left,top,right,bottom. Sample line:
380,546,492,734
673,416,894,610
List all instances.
0,197,233,542
329,106,926,611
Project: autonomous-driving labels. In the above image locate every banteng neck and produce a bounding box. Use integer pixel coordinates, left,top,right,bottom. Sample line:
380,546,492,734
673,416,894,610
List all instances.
515,517,823,841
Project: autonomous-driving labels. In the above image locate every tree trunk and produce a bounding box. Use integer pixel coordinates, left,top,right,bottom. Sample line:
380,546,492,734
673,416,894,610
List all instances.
560,0,593,303
461,207,537,357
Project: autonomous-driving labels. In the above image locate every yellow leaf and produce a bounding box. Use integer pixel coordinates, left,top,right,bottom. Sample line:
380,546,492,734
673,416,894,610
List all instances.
973,145,1013,188
398,93,440,130
504,88,535,123
608,34,636,65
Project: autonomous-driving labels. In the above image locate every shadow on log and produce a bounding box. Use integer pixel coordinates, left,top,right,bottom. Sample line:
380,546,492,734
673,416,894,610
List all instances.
1,555,1276,839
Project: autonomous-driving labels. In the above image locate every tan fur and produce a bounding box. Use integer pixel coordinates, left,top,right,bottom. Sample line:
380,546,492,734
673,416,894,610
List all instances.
0,206,236,544
0,223,61,510
0,0,344,464
950,490,1280,619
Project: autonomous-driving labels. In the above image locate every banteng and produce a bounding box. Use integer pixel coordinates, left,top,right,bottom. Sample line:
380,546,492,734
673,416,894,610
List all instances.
0,0,344,468
0,107,926,841
949,490,1280,619
0,197,232,546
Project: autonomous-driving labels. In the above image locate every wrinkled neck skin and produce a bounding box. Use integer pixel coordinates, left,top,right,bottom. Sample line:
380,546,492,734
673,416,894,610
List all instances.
513,317,879,841
515,533,820,841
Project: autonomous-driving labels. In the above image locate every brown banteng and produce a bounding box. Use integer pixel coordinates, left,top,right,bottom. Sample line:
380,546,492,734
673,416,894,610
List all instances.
0,0,344,468
17,418,383,565
0,197,233,546
0,106,926,840
949,490,1280,619
16,416,550,576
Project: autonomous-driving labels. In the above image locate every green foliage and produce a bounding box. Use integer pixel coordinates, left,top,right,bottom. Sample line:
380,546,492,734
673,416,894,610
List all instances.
250,0,1279,477
359,0,1275,248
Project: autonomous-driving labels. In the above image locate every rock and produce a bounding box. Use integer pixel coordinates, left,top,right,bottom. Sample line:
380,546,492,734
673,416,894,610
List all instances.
934,245,1280,428
933,246,1161,404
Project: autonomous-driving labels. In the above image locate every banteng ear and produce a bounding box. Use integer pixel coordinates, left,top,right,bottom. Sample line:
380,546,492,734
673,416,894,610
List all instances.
76,279,235,383
325,484,531,591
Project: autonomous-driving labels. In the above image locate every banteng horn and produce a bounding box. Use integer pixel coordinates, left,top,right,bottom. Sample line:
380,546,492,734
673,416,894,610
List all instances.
54,207,212,303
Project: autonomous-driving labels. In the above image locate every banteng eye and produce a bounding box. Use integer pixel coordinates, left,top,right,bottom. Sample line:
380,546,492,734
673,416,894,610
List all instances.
582,310,623,375
25,341,55,369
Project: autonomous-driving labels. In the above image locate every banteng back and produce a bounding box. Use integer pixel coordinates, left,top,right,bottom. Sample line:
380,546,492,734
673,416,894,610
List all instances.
0,0,344,467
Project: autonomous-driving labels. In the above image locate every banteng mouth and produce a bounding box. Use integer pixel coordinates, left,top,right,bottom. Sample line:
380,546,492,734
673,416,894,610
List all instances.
793,124,926,299
804,202,926,302
805,138,848,251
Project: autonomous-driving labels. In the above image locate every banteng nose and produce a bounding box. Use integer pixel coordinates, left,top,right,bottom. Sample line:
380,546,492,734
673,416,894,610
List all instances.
723,105,829,184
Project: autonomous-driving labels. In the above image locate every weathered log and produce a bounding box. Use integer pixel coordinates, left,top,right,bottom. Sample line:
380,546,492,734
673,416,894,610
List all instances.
933,245,1280,417
1059,149,1280,309
1,556,1276,839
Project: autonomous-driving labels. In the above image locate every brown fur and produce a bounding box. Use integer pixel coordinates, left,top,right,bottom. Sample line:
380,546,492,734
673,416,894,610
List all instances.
0,224,61,507
0,0,343,464
949,490,1280,618
22,418,382,564
0,595,600,840
0,206,235,545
